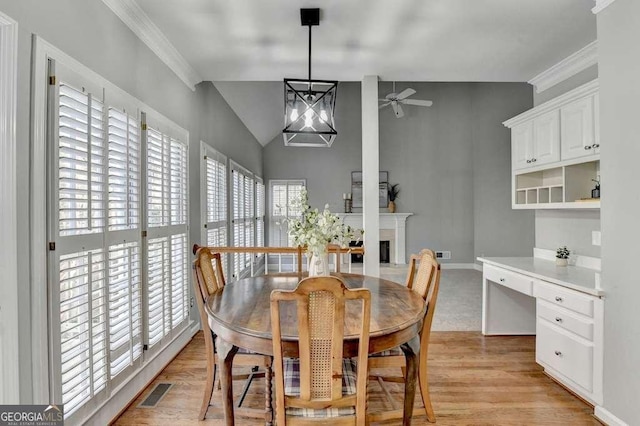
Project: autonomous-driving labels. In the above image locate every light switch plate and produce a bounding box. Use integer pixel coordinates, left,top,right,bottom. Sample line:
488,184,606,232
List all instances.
592,231,601,246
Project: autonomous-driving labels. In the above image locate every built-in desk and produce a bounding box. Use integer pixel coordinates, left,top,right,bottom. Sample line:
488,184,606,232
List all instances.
478,256,604,406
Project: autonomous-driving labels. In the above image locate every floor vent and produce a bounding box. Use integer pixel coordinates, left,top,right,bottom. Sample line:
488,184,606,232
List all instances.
138,383,173,408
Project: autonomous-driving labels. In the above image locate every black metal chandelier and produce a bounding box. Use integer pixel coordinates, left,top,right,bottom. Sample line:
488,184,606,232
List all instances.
283,8,338,148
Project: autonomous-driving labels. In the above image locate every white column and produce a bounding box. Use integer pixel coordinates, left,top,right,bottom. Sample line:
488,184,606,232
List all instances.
362,76,380,277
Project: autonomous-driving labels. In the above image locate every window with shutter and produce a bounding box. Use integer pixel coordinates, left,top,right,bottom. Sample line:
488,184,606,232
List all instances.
269,180,306,247
230,161,260,280
201,144,228,278
47,58,189,422
256,179,265,248
144,118,189,350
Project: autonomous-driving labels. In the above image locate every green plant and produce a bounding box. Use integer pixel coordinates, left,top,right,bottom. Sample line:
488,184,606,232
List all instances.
388,183,400,202
556,246,570,259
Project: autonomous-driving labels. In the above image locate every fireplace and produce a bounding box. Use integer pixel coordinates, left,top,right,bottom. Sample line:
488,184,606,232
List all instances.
338,213,412,264
350,240,390,263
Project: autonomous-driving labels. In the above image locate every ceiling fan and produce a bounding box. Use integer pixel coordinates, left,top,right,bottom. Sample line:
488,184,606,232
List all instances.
379,82,433,118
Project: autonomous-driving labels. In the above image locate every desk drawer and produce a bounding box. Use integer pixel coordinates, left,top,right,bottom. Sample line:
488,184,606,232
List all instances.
484,264,534,296
537,320,593,392
534,281,594,318
537,300,594,341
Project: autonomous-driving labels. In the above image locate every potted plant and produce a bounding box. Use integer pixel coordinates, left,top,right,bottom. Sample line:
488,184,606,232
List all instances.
388,183,400,213
556,246,570,266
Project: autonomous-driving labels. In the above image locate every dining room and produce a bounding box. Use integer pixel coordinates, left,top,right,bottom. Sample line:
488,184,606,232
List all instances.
0,0,637,425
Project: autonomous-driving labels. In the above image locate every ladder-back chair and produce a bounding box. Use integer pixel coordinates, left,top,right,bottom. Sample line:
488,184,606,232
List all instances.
368,249,441,423
193,248,272,422
270,276,371,425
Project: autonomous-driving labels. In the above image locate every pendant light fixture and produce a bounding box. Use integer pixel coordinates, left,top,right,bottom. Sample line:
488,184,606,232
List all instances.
283,8,338,147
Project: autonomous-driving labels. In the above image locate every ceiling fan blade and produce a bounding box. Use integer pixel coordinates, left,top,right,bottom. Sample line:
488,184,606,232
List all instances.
393,102,404,118
379,102,391,109
395,88,416,101
379,99,390,102
403,99,434,107
385,92,397,100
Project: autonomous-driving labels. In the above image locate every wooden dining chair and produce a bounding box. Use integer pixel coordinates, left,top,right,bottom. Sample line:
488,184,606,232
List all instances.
270,276,371,425
192,248,273,422
368,249,441,423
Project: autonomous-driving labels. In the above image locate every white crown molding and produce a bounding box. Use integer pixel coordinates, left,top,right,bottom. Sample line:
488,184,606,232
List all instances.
594,406,629,426
592,0,618,14
528,41,598,94
101,0,201,91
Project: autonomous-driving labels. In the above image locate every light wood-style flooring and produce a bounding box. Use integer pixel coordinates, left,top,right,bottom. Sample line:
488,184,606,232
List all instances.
114,331,601,425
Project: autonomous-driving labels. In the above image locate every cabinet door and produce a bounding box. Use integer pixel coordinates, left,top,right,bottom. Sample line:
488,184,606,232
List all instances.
512,122,533,170
561,97,595,160
532,111,560,166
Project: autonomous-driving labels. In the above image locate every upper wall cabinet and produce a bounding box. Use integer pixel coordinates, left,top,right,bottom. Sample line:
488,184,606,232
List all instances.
512,111,560,170
504,80,600,210
561,96,597,160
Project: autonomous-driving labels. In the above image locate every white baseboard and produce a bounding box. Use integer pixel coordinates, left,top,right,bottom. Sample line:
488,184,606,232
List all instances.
441,263,480,270
595,406,629,426
84,322,199,425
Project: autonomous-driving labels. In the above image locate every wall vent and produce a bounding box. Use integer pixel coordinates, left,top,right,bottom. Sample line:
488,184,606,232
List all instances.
435,251,451,260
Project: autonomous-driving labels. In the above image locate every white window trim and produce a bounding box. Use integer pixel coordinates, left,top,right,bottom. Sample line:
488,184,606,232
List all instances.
31,36,196,420
0,11,19,405
268,179,306,247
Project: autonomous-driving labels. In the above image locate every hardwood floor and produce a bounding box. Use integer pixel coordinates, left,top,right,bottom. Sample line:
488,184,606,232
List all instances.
114,331,601,425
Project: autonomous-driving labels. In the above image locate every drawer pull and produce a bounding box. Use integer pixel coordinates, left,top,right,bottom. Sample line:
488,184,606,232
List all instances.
499,278,505,282
555,296,563,302
555,317,563,323
554,350,562,357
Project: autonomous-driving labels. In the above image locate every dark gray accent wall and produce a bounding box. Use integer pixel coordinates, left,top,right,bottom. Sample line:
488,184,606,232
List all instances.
0,0,262,403
598,0,640,424
263,81,535,264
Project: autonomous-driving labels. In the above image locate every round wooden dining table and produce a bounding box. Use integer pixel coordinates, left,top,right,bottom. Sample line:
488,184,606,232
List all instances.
205,272,426,426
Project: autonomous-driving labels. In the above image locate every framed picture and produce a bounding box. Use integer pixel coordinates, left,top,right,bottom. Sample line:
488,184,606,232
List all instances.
351,171,388,208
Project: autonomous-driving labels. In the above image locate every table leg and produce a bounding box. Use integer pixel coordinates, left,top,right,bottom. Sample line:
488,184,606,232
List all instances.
217,338,239,426
265,356,273,426
401,336,420,426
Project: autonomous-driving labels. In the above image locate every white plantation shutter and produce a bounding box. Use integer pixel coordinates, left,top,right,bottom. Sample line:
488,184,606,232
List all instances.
145,118,189,350
269,180,305,246
230,162,258,279
256,179,265,248
107,108,139,231
59,249,107,415
47,58,189,423
108,242,142,378
201,144,228,277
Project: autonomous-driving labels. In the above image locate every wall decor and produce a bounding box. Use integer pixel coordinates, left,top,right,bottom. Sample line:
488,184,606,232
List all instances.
351,171,388,208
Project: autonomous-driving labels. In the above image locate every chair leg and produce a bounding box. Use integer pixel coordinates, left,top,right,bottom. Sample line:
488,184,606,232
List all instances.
199,359,217,420
265,357,273,426
418,350,436,423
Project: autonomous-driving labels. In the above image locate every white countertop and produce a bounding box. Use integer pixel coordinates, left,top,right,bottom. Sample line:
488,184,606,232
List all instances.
477,256,604,297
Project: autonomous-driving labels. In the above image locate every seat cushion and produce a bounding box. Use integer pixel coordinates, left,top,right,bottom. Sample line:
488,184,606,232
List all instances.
283,358,358,418
369,346,403,357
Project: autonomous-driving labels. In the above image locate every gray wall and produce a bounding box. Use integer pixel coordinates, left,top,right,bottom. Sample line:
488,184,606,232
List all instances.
533,64,599,106
263,81,535,263
472,83,536,261
531,63,601,259
535,210,600,258
598,0,640,424
0,0,262,404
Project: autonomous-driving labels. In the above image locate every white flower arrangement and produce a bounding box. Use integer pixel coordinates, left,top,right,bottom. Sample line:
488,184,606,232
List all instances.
287,188,361,257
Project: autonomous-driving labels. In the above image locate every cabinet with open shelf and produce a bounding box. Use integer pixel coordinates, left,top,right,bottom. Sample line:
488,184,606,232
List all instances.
513,159,600,209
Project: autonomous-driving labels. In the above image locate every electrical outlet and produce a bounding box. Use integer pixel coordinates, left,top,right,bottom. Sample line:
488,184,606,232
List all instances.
592,231,601,246
435,251,451,260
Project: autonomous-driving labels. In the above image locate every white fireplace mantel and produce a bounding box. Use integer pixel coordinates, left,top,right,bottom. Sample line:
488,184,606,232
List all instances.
336,213,413,264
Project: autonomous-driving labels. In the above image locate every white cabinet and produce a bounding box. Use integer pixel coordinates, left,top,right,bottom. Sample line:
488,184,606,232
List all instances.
504,80,600,209
533,111,561,166
512,112,559,170
512,122,533,170
561,96,596,160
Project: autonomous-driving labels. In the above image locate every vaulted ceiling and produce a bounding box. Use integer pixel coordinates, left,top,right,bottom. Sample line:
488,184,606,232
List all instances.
126,0,597,144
